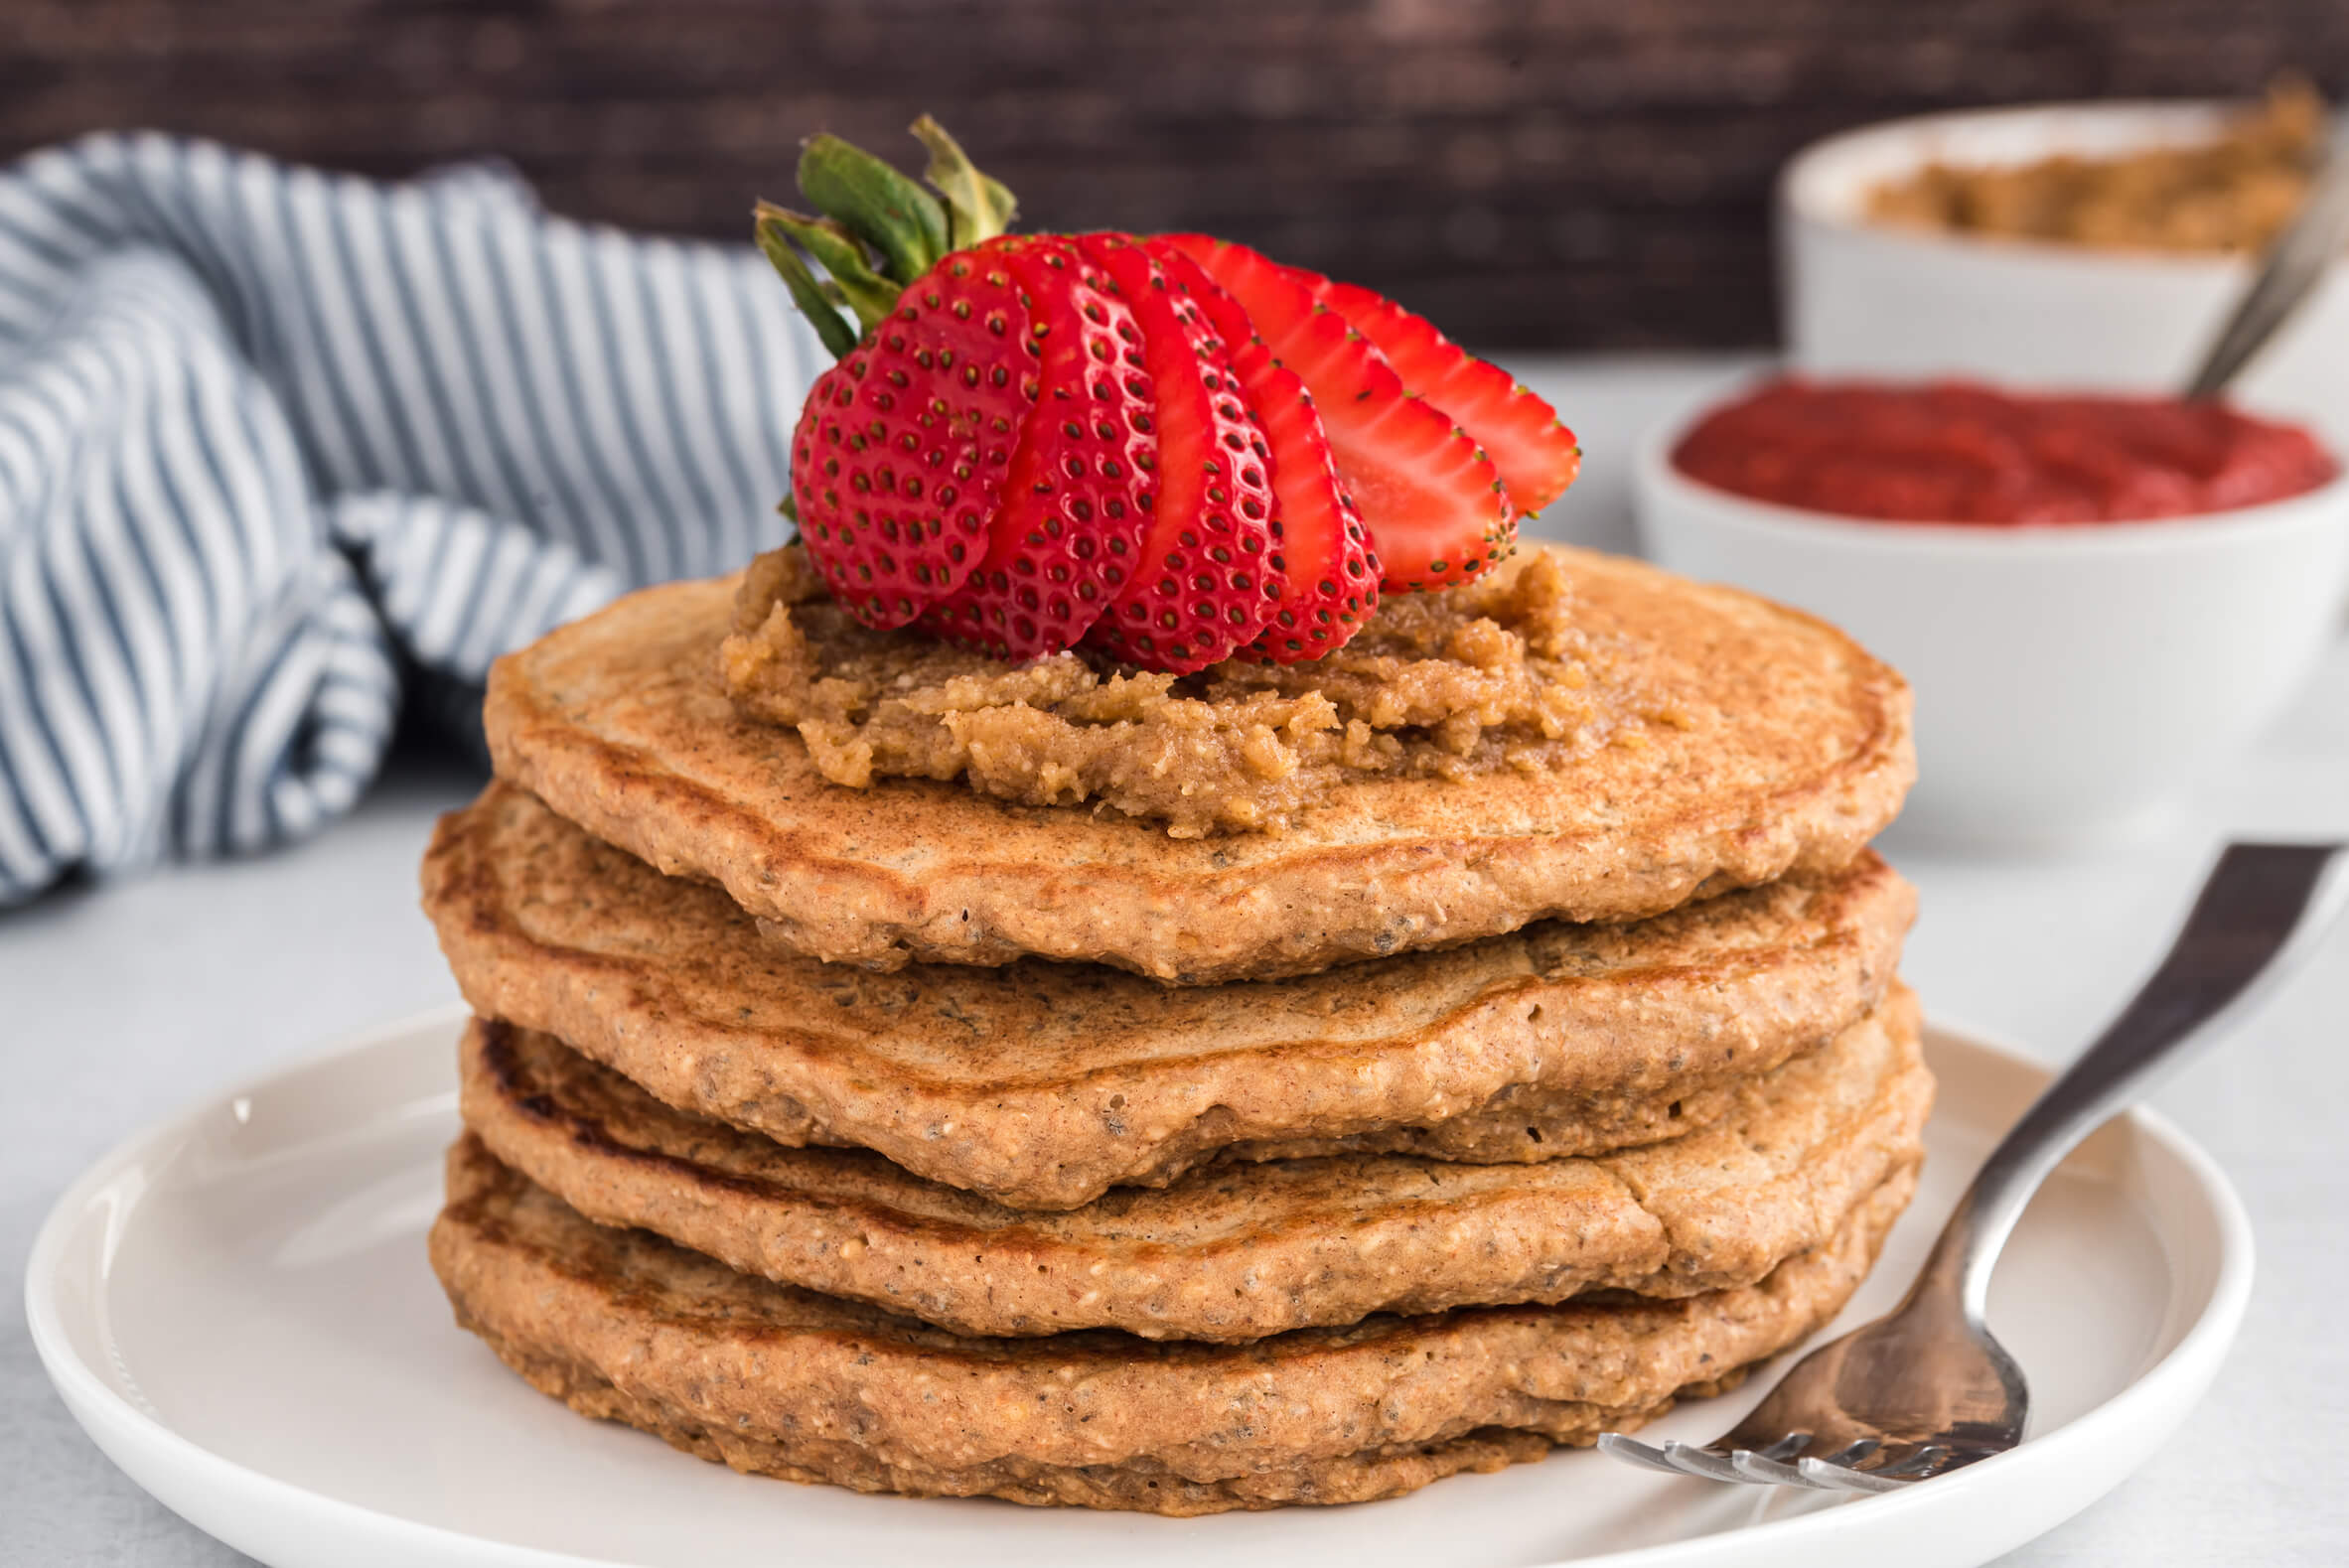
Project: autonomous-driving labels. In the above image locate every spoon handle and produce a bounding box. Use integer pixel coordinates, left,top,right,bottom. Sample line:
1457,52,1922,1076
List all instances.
2184,110,2349,399
1927,843,2349,1316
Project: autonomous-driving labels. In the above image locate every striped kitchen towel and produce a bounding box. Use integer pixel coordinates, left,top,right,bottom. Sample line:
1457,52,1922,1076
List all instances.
0,133,823,904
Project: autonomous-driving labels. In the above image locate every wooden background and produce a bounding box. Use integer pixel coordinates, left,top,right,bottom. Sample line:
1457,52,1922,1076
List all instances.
7,0,2345,347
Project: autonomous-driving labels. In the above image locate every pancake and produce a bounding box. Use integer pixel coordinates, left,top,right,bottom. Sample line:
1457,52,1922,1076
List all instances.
483,545,1912,983
424,783,1915,1210
457,988,1928,1340
431,1137,1917,1514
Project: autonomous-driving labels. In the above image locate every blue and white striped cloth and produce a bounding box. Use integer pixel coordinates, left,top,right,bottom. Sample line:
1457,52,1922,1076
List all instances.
0,134,823,904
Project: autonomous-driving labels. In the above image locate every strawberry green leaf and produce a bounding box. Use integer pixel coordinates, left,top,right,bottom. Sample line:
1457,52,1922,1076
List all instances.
753,218,858,358
755,204,900,332
797,134,949,285
910,116,1017,249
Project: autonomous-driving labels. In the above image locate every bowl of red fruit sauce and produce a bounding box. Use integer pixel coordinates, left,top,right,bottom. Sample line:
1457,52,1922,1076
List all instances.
1637,376,2349,851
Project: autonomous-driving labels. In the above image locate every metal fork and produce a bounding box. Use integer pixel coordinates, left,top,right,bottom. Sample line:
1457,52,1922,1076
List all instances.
1600,841,2349,1493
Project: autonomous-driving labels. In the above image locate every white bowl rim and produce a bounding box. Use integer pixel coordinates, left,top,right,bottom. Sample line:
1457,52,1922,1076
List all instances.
1634,409,2349,556
1777,97,2296,273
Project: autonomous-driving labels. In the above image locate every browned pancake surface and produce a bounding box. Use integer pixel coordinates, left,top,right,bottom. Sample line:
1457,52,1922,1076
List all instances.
431,1139,1917,1514
460,990,1927,1339
483,546,1912,982
425,784,1915,1210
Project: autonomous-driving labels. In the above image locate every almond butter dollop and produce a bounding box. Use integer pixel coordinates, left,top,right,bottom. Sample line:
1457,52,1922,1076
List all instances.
718,543,1641,836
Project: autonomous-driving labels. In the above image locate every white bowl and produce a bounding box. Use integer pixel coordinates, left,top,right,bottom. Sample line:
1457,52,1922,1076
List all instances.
1779,102,2349,458
1634,425,2349,851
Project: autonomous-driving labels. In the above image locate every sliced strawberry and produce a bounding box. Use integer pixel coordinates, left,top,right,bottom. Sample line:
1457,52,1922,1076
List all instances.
1229,341,1382,659
792,252,1034,628
1144,238,1379,662
1074,233,1283,673
1150,238,1257,365
1161,233,1513,594
1299,272,1580,517
920,237,1157,657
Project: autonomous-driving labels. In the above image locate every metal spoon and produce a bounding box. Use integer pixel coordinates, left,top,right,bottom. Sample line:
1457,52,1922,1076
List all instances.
2183,106,2349,398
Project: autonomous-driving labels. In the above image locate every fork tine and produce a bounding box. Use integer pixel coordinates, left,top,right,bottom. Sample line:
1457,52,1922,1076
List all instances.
1592,1434,1688,1476
1820,1437,1881,1467
1795,1456,1911,1494
1727,1448,1819,1487
1662,1441,1760,1485
1873,1445,1951,1479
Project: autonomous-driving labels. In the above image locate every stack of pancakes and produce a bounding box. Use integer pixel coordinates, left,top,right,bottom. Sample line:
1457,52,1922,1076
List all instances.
421,545,1925,1514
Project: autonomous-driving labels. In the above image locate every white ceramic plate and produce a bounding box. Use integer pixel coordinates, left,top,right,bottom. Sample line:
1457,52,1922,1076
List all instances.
28,1007,2251,1568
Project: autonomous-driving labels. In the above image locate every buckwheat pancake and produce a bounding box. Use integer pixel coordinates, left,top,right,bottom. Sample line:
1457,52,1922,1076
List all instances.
459,988,1927,1340
425,783,1915,1210
432,1137,1916,1513
483,544,1912,983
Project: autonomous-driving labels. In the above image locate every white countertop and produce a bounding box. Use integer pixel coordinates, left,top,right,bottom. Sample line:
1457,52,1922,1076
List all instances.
7,356,2346,1566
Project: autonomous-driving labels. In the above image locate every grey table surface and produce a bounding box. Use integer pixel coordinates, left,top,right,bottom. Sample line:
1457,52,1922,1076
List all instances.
6,356,2346,1565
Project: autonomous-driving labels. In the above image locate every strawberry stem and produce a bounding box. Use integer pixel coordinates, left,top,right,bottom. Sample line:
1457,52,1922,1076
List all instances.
759,120,1027,358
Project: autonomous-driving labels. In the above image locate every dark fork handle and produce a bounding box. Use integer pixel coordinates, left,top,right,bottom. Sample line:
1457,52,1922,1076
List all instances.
1922,843,2349,1319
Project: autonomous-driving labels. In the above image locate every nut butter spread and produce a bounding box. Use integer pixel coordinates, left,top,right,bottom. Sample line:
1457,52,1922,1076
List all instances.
719,543,1658,835
1866,78,2324,254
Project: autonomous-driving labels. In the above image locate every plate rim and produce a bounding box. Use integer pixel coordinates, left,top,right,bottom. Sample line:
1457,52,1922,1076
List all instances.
26,1004,630,1568
25,1006,2256,1568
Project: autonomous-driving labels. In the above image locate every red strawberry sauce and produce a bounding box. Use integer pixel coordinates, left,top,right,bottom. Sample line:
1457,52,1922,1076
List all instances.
1672,377,2337,524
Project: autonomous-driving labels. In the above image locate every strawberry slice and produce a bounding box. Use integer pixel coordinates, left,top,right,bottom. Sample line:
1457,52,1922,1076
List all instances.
1161,233,1513,594
1145,238,1380,661
920,236,1157,657
1074,233,1283,673
1227,340,1382,659
1300,272,1581,517
793,253,1034,628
